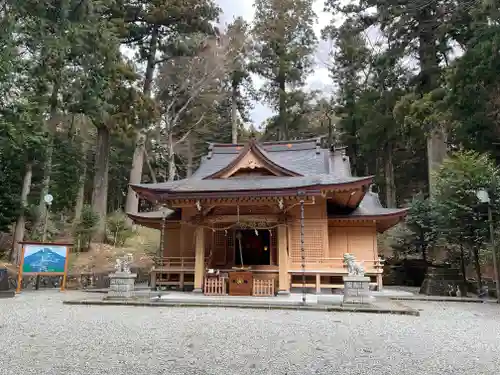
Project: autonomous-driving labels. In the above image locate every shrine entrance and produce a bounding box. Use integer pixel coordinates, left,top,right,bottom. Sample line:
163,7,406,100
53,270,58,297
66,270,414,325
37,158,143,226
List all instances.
234,229,271,267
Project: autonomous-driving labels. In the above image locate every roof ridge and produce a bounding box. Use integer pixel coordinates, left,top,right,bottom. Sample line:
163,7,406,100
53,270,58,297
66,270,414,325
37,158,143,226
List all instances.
202,138,303,179
261,137,321,146
210,137,322,148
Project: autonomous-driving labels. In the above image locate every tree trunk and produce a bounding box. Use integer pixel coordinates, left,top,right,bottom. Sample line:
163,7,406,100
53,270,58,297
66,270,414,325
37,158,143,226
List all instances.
186,135,193,178
143,148,157,183
326,113,333,148
73,142,90,228
472,247,483,292
10,163,33,264
33,81,60,232
459,244,467,296
427,129,447,196
420,231,427,263
34,140,53,229
384,141,397,208
417,7,447,197
91,126,110,242
231,83,238,144
167,130,176,181
124,24,159,221
73,161,87,227
278,76,287,140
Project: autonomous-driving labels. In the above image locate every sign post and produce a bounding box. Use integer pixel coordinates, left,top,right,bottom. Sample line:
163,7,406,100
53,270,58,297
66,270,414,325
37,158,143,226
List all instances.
16,241,71,293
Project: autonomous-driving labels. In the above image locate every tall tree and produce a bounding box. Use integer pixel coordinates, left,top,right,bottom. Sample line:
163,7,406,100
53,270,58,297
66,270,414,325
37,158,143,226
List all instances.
10,0,92,231
118,0,221,220
447,25,500,162
324,19,370,176
225,17,253,144
155,35,233,181
68,2,156,241
434,151,500,290
250,0,317,140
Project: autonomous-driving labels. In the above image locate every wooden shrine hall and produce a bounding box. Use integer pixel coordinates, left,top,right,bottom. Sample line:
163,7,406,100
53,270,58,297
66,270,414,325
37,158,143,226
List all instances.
128,138,408,296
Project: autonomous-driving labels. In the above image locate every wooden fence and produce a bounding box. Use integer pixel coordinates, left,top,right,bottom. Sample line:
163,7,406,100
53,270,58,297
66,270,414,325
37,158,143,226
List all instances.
204,277,227,296
252,279,275,297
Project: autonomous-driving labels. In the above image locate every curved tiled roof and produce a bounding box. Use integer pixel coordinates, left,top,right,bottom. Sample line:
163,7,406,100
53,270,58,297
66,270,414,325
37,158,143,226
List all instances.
328,190,408,232
128,137,407,232
191,139,352,179
202,138,302,179
132,174,372,194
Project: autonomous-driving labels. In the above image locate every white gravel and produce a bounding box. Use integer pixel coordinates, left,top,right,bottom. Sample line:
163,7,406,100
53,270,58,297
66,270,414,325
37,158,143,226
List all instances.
1,290,499,375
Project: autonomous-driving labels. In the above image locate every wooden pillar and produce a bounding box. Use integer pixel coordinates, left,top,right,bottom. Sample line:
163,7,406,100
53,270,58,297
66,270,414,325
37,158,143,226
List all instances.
150,271,157,291
193,226,205,293
277,223,289,295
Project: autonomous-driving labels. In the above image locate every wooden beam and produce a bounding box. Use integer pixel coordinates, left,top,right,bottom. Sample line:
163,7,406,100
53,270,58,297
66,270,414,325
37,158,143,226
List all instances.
205,214,280,224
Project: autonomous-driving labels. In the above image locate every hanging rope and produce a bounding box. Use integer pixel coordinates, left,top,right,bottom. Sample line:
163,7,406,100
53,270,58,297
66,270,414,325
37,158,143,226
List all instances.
236,231,244,268
300,198,306,304
180,217,287,232
159,214,166,259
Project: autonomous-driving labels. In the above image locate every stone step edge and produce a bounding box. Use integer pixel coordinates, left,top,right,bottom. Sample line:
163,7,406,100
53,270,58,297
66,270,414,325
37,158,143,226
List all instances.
390,296,498,303
62,299,420,316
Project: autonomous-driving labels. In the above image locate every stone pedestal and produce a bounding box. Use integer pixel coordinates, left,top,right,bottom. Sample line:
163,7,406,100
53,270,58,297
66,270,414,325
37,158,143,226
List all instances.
342,276,371,305
0,268,14,298
105,272,137,300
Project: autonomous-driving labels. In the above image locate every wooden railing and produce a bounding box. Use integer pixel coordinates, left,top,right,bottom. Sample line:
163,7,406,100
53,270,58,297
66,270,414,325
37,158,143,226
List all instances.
153,257,198,269
253,279,275,296
204,277,227,295
290,257,384,271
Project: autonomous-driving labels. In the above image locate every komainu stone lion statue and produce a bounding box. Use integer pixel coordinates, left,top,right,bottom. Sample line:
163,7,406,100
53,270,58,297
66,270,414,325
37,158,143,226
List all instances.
343,253,365,276
114,254,133,273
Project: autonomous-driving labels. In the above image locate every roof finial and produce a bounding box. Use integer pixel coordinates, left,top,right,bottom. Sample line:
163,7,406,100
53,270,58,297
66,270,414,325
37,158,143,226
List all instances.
207,143,214,159
369,184,379,194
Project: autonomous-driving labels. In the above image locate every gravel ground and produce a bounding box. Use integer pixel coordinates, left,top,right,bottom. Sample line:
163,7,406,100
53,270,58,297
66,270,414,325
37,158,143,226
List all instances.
1,291,499,375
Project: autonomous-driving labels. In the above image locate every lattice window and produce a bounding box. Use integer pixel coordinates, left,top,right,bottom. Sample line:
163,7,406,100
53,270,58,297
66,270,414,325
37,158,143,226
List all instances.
213,224,227,266
270,228,278,265
164,227,181,257
205,229,213,267
290,220,325,263
182,225,196,257
226,229,235,265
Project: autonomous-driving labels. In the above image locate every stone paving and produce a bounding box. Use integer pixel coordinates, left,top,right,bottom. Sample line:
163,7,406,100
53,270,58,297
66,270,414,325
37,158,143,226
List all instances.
1,290,499,375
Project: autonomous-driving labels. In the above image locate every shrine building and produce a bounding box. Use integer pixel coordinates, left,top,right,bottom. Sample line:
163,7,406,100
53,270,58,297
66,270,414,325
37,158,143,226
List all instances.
128,138,407,296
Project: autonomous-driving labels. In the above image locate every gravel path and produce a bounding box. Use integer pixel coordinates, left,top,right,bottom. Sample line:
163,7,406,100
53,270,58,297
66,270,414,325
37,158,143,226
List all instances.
1,290,499,375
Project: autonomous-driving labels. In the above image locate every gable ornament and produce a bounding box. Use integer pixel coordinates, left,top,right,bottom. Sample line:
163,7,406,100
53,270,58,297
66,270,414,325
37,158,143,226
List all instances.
247,159,257,169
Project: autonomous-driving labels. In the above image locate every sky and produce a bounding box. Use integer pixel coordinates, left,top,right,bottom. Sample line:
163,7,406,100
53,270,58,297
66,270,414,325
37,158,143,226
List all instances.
215,0,335,127
23,244,68,258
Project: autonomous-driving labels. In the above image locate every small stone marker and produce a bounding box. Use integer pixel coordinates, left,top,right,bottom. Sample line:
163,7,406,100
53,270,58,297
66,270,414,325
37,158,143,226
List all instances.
0,268,15,298
105,254,137,300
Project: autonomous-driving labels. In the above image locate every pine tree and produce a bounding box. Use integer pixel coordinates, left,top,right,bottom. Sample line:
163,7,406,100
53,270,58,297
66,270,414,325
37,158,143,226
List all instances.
250,0,317,140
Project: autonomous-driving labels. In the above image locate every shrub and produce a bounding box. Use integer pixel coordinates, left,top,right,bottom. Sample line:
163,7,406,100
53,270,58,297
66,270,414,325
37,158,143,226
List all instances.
106,211,134,247
73,205,99,251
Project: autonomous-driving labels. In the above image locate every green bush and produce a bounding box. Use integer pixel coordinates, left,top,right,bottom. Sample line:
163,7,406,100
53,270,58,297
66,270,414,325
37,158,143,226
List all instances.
106,211,134,247
74,205,99,251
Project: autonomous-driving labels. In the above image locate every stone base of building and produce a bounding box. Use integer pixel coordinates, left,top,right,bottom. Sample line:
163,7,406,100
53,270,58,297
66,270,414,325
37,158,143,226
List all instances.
277,290,291,296
342,276,371,305
0,290,15,298
105,272,137,300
